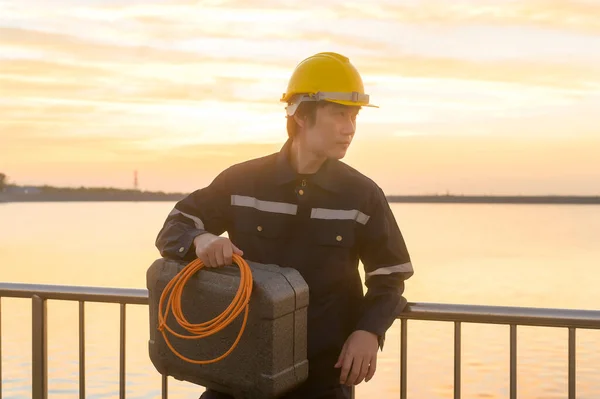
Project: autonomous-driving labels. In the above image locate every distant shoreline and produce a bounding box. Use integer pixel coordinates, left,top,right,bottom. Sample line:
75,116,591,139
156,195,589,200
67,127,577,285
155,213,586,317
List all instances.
1,192,599,205
0,191,185,203
386,195,600,205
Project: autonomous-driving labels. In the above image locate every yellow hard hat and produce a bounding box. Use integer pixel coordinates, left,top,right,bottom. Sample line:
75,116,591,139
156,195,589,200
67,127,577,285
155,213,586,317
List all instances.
281,52,377,116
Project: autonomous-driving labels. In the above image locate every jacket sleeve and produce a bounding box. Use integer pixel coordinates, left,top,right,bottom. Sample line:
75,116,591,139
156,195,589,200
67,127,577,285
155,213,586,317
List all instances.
356,186,414,348
155,169,232,261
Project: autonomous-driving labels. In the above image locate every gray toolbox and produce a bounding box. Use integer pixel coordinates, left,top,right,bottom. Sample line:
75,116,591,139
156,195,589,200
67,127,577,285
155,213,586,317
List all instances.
147,258,309,399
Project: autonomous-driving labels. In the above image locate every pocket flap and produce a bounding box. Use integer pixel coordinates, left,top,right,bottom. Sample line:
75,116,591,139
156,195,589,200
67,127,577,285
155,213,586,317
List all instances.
234,212,290,238
313,223,355,248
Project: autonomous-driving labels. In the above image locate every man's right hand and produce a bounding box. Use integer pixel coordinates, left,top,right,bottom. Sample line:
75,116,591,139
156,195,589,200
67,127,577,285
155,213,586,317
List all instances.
193,233,244,268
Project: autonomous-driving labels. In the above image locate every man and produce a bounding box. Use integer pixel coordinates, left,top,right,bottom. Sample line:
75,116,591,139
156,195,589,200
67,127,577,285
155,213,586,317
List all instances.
155,52,414,399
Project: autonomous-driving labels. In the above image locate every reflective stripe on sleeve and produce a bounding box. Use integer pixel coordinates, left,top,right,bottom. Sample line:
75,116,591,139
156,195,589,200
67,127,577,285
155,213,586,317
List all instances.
366,262,414,278
169,208,205,230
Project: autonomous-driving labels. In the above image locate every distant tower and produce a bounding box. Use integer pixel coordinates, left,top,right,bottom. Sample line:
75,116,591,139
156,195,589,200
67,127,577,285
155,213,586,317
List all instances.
134,170,139,190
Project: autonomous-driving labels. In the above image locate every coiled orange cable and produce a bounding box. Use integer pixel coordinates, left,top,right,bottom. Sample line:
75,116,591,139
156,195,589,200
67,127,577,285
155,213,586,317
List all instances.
157,253,253,364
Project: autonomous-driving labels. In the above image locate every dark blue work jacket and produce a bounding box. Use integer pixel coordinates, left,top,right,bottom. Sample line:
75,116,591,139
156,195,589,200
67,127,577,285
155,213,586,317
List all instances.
155,139,414,388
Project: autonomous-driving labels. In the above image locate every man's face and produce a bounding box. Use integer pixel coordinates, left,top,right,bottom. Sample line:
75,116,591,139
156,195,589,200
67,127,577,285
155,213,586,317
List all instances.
298,102,360,160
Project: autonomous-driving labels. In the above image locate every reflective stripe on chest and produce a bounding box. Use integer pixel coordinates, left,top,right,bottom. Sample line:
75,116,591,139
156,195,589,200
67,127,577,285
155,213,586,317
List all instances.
231,195,370,226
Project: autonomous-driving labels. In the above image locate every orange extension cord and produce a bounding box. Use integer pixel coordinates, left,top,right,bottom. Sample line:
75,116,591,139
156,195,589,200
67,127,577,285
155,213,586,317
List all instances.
157,254,253,364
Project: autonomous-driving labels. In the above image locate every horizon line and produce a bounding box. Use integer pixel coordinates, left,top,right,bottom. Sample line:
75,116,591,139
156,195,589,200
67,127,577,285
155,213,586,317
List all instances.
2,183,599,199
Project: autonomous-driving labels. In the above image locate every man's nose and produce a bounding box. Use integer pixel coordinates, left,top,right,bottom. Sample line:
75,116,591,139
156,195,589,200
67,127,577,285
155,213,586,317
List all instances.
341,118,355,135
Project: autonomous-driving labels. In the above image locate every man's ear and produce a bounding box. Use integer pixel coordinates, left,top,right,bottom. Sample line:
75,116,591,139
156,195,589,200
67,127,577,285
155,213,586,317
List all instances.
293,113,305,129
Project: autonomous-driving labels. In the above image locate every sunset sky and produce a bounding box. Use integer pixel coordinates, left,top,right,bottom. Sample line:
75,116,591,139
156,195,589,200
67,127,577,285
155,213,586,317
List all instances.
1,0,599,195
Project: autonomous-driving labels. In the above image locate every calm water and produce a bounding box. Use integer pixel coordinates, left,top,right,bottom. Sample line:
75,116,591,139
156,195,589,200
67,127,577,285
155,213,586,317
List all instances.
0,202,599,399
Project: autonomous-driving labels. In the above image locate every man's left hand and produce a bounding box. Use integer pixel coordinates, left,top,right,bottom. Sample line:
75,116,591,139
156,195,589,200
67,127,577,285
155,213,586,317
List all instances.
334,330,379,386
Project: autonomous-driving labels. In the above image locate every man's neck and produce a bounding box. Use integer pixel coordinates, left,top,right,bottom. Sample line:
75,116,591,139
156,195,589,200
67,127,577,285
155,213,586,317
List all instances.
289,138,326,175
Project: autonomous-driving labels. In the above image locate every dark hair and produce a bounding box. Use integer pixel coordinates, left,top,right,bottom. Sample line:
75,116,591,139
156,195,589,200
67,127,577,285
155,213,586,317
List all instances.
286,101,328,138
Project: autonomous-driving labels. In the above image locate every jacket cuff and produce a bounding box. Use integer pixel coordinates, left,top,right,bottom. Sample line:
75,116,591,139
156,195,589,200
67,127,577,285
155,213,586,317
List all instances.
176,229,206,260
355,317,387,350
355,295,408,351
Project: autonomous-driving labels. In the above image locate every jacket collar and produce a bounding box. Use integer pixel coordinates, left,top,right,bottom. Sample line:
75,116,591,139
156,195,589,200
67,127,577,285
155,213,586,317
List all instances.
274,138,343,193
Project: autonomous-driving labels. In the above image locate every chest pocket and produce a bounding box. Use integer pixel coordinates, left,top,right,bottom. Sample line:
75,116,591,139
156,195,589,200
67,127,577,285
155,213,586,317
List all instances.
233,204,293,237
309,218,359,291
309,207,363,249
230,207,293,265
235,215,290,238
232,207,293,255
313,221,356,248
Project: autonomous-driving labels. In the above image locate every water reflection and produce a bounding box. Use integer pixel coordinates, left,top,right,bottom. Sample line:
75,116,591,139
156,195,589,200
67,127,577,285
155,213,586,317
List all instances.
1,202,599,398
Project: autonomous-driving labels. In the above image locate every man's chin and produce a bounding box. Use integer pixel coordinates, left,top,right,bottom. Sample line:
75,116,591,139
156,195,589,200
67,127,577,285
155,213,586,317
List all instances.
328,150,348,160
324,144,351,160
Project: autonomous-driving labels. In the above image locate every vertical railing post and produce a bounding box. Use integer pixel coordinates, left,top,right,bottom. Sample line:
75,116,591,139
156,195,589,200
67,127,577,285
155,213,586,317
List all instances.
120,303,126,399
454,321,461,399
0,297,3,399
568,328,576,399
400,318,407,399
162,374,168,399
79,301,86,399
32,295,48,399
510,324,517,399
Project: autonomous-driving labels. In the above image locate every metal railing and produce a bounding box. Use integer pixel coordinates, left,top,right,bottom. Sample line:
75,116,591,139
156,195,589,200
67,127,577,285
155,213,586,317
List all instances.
0,283,150,399
1,282,600,399
398,302,600,399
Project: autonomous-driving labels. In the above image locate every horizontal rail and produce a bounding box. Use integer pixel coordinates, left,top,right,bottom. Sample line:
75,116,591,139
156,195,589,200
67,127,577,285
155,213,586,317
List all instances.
400,302,600,329
2,283,600,328
1,282,599,399
0,282,147,304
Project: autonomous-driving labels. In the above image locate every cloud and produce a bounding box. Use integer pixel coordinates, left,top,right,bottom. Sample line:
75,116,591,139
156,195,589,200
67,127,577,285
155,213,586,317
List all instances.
0,127,142,165
0,57,272,106
2,25,597,94
1,0,598,162
0,27,209,63
99,0,600,35
361,0,600,35
0,59,111,78
202,0,600,35
356,55,600,90
123,13,392,52
0,78,98,99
